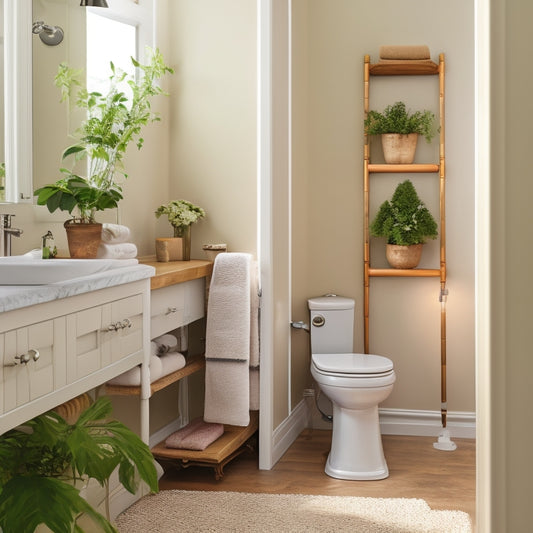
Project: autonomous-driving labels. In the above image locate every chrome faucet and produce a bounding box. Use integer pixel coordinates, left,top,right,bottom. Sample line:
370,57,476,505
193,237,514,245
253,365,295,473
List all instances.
0,214,23,256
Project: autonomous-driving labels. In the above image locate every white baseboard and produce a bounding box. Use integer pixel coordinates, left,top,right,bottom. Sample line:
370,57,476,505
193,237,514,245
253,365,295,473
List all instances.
379,408,476,439
272,399,308,466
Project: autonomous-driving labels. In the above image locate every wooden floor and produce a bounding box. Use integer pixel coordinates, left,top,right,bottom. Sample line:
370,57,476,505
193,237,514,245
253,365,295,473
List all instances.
159,429,476,524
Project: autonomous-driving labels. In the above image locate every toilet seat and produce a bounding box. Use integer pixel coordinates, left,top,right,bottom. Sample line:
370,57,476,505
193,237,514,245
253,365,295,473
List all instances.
312,353,393,376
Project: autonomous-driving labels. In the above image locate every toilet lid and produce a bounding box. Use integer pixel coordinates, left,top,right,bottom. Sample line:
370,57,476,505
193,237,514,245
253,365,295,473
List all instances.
312,353,393,375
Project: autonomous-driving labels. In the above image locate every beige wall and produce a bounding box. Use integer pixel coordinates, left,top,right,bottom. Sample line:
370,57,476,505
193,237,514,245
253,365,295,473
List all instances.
291,0,476,414
165,0,257,259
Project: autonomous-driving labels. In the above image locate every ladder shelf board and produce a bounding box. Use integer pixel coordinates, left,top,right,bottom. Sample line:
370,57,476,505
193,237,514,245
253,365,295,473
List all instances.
369,61,440,76
105,354,206,397
367,163,440,174
368,268,441,278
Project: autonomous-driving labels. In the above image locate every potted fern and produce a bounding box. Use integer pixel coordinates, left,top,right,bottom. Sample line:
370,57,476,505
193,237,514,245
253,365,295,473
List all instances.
0,396,158,533
370,179,438,269
364,101,437,164
154,200,206,261
34,48,173,258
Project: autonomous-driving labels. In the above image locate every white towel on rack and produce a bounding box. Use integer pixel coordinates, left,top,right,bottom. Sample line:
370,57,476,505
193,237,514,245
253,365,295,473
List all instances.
204,253,252,426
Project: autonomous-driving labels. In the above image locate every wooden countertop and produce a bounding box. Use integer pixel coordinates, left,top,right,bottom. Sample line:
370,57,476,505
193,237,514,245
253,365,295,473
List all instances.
139,256,213,290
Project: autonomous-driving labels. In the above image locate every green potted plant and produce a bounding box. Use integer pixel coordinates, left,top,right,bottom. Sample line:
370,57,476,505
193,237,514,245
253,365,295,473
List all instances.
370,179,438,269
364,101,437,164
154,199,206,262
34,48,173,258
0,395,158,533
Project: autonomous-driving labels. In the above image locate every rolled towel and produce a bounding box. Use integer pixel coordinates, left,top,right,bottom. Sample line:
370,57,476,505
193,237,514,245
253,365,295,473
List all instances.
379,45,430,60
159,352,186,376
165,417,224,451
107,355,163,386
96,242,138,259
153,333,178,354
150,341,159,357
101,223,131,244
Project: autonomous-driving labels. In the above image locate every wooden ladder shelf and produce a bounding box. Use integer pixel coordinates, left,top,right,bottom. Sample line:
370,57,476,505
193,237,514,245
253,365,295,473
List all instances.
363,53,449,428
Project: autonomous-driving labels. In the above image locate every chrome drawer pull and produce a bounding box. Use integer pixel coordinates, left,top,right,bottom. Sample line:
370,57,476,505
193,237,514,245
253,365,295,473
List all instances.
165,307,177,315
4,349,40,367
103,318,132,332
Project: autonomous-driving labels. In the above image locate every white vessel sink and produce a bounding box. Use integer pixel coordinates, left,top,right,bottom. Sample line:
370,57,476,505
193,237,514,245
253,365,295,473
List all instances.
0,256,139,285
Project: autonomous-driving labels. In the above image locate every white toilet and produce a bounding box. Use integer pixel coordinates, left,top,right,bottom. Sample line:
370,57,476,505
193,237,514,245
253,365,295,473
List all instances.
308,295,395,480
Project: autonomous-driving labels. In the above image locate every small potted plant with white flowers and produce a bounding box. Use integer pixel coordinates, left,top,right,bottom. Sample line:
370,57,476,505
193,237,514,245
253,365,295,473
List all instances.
155,199,206,261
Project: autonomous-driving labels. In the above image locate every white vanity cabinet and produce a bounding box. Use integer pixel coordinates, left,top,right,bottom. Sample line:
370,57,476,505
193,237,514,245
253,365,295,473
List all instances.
0,277,152,435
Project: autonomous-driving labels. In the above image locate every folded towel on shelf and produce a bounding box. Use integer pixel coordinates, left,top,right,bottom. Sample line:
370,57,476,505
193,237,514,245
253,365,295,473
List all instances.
96,242,138,259
204,253,255,427
379,45,430,60
152,333,179,355
107,355,163,386
165,417,224,451
101,223,131,244
159,352,186,375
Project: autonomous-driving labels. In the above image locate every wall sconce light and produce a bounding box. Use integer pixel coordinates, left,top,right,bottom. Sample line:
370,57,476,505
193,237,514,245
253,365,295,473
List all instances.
80,0,109,7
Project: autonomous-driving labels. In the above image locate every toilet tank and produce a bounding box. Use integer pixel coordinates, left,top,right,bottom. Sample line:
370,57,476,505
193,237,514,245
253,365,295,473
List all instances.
308,295,355,354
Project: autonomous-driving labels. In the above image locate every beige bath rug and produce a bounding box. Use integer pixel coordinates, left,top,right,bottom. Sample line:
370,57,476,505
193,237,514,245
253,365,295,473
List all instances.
115,489,471,532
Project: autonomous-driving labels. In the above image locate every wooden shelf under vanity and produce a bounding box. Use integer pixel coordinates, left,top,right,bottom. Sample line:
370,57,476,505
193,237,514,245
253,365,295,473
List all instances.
104,354,206,396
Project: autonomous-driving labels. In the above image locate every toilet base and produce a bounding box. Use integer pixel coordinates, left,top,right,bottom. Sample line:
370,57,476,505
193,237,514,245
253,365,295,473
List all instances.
325,456,388,481
325,402,390,481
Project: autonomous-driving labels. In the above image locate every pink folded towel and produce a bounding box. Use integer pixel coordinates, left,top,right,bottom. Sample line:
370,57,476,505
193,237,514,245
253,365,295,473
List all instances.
165,417,224,451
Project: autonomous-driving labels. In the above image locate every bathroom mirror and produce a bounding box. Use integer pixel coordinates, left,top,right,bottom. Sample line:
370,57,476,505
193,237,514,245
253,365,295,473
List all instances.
0,0,153,204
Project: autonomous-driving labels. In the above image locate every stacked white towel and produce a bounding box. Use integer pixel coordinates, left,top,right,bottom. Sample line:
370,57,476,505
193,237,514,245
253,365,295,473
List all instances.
106,334,186,387
97,223,138,259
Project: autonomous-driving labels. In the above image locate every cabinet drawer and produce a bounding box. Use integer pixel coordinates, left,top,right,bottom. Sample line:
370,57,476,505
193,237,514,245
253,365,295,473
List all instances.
1,317,66,415
150,284,185,338
66,294,144,382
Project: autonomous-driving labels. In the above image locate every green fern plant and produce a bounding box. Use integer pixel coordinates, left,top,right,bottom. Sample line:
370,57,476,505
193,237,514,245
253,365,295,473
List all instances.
0,396,158,533
370,179,438,246
364,101,437,142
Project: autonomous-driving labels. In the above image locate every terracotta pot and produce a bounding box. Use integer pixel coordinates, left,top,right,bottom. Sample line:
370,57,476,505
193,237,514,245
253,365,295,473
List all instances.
381,133,418,164
63,220,102,259
386,243,423,269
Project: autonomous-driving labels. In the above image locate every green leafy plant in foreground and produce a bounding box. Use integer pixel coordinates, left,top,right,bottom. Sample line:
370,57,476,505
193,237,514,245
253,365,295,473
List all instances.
364,101,437,143
0,396,158,533
370,179,438,246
